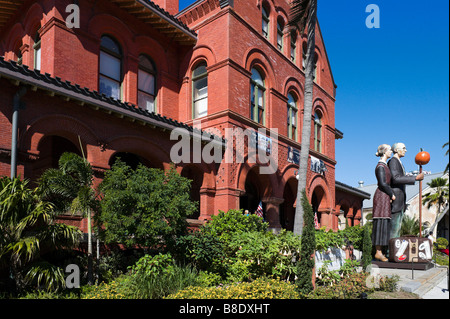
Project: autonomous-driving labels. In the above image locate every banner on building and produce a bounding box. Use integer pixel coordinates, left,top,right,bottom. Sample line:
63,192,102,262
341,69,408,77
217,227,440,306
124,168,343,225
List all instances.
251,131,272,155
310,155,327,175
287,146,300,165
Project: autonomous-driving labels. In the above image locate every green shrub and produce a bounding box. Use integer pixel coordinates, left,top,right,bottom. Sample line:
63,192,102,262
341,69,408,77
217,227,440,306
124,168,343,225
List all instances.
436,237,449,250
175,209,301,282
202,209,269,242
227,230,301,282
295,190,316,294
83,254,198,299
304,272,372,299
82,277,131,299
166,277,300,299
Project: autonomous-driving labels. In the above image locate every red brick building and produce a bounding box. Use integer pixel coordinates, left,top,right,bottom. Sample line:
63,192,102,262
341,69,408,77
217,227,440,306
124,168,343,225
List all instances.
0,0,368,232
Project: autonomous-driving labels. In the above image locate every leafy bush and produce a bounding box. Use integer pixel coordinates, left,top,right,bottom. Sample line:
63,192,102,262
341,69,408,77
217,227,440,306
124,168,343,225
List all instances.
201,209,269,242
0,176,81,293
436,237,448,250
227,230,301,282
176,210,301,283
97,162,196,250
166,277,300,299
83,254,198,299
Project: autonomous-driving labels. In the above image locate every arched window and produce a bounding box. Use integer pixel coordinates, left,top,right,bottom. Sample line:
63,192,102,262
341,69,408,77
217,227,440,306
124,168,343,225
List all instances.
250,68,265,125
192,62,208,119
262,4,270,39
290,31,297,63
287,93,298,141
314,111,322,152
277,19,284,51
99,35,122,100
33,32,41,71
302,42,318,81
138,55,157,113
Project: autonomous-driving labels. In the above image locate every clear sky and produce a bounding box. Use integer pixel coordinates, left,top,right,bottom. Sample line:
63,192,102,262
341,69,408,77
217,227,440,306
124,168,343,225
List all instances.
178,0,449,187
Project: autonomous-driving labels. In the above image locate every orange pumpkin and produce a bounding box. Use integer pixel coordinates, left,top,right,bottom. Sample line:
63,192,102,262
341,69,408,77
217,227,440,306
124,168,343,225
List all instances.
415,150,430,165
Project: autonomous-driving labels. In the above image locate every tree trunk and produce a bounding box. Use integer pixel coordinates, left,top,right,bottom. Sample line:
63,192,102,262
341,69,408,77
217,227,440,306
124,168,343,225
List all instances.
87,212,93,285
293,0,317,235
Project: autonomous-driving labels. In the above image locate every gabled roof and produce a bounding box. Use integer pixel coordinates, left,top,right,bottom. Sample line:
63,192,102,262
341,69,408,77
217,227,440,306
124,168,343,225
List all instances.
0,56,224,147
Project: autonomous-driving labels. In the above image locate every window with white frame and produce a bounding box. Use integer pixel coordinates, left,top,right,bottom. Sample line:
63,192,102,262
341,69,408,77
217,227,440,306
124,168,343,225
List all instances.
33,32,41,71
192,62,208,119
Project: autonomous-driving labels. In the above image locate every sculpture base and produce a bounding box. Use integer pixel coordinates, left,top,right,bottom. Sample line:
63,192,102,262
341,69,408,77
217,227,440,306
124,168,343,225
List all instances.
372,260,434,270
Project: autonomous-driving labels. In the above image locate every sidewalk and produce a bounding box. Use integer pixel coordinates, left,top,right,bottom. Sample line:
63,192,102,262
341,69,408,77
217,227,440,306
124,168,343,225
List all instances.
376,263,449,299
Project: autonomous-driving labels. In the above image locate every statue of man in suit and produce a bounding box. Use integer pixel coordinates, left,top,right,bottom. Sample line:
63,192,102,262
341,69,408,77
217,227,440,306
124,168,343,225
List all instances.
388,143,424,239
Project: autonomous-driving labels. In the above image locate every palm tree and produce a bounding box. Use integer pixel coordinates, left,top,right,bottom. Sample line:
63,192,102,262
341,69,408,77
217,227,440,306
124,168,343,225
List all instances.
0,177,81,292
443,142,449,173
288,0,317,235
400,214,420,236
422,177,449,236
38,152,99,285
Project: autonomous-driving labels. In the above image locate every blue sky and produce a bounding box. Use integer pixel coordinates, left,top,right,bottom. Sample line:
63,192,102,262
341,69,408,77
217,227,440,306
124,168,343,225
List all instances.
178,0,449,187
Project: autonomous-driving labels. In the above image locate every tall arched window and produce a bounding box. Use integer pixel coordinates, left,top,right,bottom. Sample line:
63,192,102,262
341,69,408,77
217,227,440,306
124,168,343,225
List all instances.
99,35,122,100
262,5,270,39
138,55,157,113
314,111,322,152
250,68,265,125
290,31,297,63
33,32,41,71
302,42,318,82
287,93,298,141
192,62,208,119
277,19,284,51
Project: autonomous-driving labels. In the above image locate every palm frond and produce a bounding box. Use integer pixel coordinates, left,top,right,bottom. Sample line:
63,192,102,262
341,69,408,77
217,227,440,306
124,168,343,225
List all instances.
39,223,82,249
288,0,312,32
24,261,66,292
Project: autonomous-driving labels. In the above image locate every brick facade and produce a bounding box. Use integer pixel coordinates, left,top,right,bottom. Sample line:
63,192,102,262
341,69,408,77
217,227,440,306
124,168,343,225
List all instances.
0,0,362,232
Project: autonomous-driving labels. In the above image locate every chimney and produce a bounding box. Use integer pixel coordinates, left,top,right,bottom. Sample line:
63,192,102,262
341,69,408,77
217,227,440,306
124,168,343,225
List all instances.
152,0,179,15
358,181,364,188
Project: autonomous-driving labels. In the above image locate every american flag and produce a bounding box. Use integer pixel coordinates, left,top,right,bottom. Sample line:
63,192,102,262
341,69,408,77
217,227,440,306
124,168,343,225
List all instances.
314,211,319,229
255,201,264,219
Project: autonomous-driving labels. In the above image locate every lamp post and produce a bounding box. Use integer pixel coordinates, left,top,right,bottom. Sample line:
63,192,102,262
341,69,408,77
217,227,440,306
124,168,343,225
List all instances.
415,149,430,237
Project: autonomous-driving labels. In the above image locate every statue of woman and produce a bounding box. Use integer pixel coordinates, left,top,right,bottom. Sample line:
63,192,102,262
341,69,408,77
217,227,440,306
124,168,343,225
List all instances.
372,144,396,262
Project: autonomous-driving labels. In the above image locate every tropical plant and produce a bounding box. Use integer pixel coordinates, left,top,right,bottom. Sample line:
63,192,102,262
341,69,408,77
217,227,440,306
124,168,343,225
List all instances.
97,161,196,252
0,177,81,292
38,152,98,284
400,214,420,236
289,0,318,235
422,177,449,237
423,177,449,213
